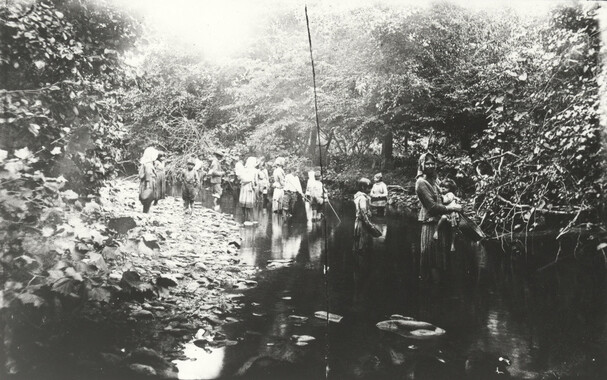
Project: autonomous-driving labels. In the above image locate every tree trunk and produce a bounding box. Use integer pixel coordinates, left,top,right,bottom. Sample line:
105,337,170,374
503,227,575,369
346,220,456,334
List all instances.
382,130,393,169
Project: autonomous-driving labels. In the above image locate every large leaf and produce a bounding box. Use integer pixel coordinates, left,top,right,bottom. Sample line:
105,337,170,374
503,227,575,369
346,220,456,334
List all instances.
88,287,111,303
17,293,45,307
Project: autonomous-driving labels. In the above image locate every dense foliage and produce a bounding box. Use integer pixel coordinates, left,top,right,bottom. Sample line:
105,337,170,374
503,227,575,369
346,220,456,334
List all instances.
1,0,141,373
123,1,603,237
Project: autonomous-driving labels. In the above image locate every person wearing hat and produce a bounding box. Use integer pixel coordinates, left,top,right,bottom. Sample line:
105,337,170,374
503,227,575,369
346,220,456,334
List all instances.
369,172,388,216
139,147,158,213
208,150,225,209
181,157,200,215
415,152,462,282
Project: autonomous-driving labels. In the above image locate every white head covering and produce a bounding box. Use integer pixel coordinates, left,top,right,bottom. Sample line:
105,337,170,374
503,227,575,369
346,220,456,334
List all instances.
235,161,244,177
140,147,158,164
245,157,257,168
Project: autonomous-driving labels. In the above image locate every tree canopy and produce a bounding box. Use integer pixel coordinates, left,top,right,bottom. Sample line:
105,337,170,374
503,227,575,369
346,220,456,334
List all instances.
118,1,603,235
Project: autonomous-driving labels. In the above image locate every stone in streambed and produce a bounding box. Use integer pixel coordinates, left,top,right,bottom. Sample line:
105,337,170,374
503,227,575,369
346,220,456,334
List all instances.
99,352,122,366
108,217,136,235
128,363,156,376
128,347,172,370
156,274,178,287
132,309,154,319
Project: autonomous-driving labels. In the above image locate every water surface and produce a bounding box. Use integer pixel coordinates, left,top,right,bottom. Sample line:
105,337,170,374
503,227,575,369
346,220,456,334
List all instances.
174,187,606,379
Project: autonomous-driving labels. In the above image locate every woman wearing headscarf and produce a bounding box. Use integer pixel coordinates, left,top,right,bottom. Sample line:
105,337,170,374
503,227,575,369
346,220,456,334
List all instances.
283,167,303,218
239,157,258,225
139,147,158,213
415,152,461,282
153,152,166,206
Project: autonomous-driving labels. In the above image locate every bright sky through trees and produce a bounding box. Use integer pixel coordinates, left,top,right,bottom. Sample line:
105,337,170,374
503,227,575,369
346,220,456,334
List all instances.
114,0,556,62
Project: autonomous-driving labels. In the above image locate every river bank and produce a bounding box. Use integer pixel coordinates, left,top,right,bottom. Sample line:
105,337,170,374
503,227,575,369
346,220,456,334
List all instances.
6,179,258,380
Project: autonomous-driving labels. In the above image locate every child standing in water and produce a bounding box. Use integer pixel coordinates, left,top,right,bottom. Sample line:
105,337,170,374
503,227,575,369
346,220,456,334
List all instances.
434,178,460,252
182,157,199,215
305,171,327,221
369,173,388,216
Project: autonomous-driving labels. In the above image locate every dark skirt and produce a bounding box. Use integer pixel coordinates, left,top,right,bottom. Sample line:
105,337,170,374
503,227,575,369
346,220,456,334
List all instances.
419,222,448,276
155,171,166,200
182,184,197,202
353,220,372,254
282,190,297,212
139,179,156,202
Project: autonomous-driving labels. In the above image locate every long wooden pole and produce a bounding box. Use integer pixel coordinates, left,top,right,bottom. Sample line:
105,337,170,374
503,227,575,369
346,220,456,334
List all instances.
305,6,323,176
305,7,332,378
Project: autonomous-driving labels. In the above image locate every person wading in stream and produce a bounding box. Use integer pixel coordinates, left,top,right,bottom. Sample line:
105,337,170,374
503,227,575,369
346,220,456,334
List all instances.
305,171,327,222
256,158,270,208
353,178,373,255
283,167,303,218
272,157,286,214
139,147,158,213
370,172,388,216
239,157,258,225
208,150,225,210
415,152,462,283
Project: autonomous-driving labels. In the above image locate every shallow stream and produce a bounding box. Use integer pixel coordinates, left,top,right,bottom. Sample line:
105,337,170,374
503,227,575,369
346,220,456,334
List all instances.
171,187,607,379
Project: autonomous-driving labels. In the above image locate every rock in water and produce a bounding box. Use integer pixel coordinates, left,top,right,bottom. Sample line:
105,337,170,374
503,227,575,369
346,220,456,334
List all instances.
128,347,173,373
291,335,316,346
376,319,445,340
288,315,309,324
314,311,343,323
132,309,154,319
128,363,156,376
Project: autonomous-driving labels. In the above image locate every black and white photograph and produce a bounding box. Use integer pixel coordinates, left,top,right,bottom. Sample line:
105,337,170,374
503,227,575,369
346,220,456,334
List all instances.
1,0,606,379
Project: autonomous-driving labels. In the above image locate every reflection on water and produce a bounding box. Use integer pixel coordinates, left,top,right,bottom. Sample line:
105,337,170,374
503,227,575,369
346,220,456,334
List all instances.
175,345,225,380
170,186,606,379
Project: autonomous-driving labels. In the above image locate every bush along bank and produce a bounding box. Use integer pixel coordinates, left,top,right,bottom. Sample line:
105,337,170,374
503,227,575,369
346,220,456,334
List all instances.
2,178,257,379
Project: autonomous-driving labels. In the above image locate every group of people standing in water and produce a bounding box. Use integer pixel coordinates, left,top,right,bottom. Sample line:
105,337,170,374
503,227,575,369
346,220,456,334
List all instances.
235,155,330,225
138,148,332,225
139,147,466,282
352,152,466,284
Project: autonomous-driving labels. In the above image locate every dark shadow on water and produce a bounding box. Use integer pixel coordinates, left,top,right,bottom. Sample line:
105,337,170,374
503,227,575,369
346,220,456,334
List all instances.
169,185,607,380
